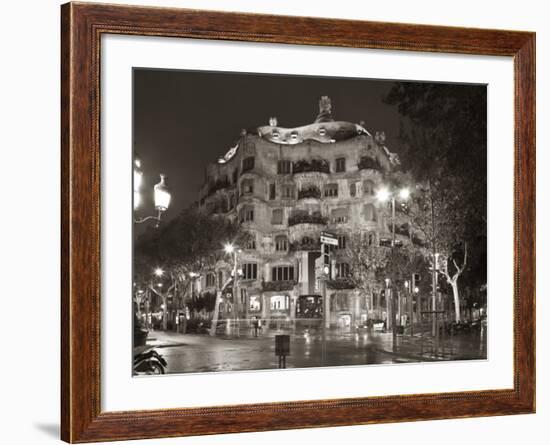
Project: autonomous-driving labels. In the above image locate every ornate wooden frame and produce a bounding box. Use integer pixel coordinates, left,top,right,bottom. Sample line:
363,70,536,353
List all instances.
61,2,535,442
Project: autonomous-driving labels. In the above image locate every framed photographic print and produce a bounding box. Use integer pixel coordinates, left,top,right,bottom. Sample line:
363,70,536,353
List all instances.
61,2,535,442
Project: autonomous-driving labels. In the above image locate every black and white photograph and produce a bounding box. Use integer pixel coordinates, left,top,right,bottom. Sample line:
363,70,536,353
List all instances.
132,69,488,376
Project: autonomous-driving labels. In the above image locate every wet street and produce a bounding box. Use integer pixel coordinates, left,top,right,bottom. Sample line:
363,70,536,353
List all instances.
145,328,487,374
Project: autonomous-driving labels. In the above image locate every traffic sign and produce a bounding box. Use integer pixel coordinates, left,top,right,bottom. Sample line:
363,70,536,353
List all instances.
320,231,338,246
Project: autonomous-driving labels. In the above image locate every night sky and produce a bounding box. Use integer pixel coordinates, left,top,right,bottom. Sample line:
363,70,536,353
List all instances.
133,68,405,223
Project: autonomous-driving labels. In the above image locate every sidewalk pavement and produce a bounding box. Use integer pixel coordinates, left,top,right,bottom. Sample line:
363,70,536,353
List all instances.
146,327,486,363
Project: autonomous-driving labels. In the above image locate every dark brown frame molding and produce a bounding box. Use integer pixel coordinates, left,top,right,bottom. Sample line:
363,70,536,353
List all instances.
61,2,536,442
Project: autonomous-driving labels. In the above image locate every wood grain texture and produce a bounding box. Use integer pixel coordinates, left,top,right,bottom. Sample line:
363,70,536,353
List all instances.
60,2,536,442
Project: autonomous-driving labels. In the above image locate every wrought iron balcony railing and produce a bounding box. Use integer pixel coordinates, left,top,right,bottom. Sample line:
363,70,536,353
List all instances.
288,212,327,226
293,159,330,174
297,186,321,200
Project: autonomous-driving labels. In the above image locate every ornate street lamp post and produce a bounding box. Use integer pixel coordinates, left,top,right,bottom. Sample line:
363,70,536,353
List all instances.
134,157,172,227
376,185,410,334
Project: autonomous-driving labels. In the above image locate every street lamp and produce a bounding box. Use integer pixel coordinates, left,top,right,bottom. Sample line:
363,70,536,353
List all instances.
376,185,411,333
154,267,164,277
154,174,171,212
134,159,143,210
135,173,172,227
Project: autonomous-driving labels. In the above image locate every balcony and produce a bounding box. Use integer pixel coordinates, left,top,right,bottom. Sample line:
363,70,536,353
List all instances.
297,186,321,200
290,239,321,252
262,280,297,292
326,277,355,290
357,156,381,171
288,211,327,227
293,159,330,174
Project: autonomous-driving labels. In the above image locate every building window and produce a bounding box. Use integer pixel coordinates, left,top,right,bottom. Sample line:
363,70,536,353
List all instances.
281,184,295,199
206,273,216,287
232,168,239,184
228,194,235,210
242,156,255,172
302,236,313,246
242,263,258,280
245,235,256,250
270,295,290,311
324,183,338,198
275,235,288,252
277,160,292,174
332,294,350,311
241,178,254,195
239,206,254,223
269,183,276,200
363,180,375,196
249,295,261,312
218,271,224,288
336,262,351,278
350,182,357,197
337,234,347,250
363,203,377,222
331,208,349,224
271,208,283,225
335,157,346,172
272,266,295,281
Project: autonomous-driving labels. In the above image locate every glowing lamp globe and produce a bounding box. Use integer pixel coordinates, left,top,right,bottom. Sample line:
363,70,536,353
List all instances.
399,187,410,200
133,159,143,210
376,187,390,202
154,174,171,212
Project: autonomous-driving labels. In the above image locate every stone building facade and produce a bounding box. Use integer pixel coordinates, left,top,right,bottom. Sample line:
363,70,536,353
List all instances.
196,97,401,330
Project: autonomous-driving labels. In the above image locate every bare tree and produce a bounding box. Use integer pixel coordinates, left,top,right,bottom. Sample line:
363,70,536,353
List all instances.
406,175,469,321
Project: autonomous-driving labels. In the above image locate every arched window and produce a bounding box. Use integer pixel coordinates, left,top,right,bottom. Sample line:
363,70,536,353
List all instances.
331,208,349,224
301,236,313,246
239,205,254,223
363,203,377,222
349,182,357,197
275,235,288,252
363,180,375,196
241,178,254,195
336,262,351,278
242,156,255,172
271,208,283,225
206,273,216,287
245,234,256,250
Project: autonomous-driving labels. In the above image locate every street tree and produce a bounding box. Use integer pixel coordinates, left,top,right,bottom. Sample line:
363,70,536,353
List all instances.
134,207,248,330
343,232,389,312
385,82,487,322
403,175,469,321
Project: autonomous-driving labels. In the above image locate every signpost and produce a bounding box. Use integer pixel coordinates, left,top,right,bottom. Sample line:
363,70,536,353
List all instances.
317,231,337,365
320,231,338,246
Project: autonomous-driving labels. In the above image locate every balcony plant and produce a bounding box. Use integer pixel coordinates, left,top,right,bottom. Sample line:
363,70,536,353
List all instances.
297,186,321,200
293,159,330,174
288,211,327,226
357,156,381,171
326,277,355,290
